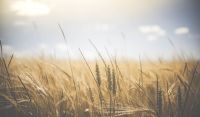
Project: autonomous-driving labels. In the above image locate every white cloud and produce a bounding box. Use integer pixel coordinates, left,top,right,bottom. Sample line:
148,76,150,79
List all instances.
174,27,189,35
139,25,166,41
11,0,50,16
139,25,166,36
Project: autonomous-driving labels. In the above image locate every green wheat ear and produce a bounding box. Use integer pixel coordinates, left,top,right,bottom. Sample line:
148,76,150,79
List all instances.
112,69,116,96
96,63,101,87
177,86,182,117
107,66,112,117
156,75,162,117
88,86,94,103
107,66,112,92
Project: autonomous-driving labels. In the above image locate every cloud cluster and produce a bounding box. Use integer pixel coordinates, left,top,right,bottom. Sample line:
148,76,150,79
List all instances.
11,0,50,16
174,27,190,35
38,43,69,58
139,25,166,41
139,25,191,41
1,43,69,58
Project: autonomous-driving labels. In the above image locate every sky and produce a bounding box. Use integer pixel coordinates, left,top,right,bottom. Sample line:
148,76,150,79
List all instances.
0,0,200,60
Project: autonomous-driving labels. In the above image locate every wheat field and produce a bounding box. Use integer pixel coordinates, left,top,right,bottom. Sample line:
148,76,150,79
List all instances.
1,0,200,117
0,45,200,117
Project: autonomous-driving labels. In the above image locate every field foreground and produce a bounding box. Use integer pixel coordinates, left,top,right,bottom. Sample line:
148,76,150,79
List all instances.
0,57,200,117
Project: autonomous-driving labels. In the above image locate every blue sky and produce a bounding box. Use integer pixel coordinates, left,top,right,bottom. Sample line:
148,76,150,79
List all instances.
0,0,200,60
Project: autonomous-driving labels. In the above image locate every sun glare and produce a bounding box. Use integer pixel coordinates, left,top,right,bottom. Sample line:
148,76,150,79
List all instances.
11,0,50,16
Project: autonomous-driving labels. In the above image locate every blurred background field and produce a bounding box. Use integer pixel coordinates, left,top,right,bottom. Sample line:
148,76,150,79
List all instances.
0,50,200,116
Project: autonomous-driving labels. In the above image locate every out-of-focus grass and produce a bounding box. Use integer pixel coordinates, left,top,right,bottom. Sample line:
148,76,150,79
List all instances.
0,55,199,117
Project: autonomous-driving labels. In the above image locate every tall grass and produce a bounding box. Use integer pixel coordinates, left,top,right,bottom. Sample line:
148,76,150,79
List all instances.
0,41,200,117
